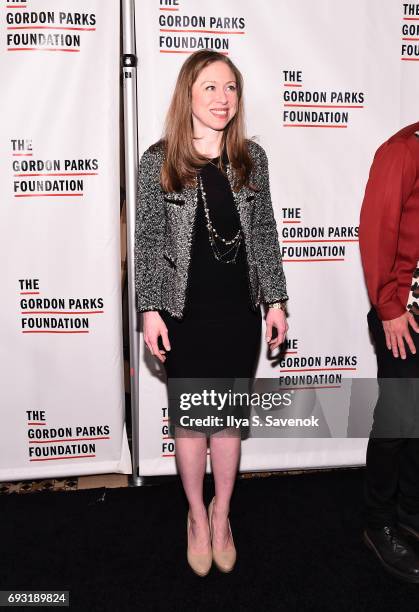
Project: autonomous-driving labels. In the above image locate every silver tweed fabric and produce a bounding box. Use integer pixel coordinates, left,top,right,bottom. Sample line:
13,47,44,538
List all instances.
134,139,288,320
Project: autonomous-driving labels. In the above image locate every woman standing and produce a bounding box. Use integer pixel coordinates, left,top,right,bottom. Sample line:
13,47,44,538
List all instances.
135,50,288,576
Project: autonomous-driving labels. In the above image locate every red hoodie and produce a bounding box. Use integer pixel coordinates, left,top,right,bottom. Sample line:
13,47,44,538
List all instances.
359,121,419,321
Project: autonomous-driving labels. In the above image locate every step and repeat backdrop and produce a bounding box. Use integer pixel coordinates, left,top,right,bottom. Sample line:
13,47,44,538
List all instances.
0,0,131,481
134,0,418,476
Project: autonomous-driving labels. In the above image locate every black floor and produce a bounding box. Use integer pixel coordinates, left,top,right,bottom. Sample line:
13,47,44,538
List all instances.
1,468,419,612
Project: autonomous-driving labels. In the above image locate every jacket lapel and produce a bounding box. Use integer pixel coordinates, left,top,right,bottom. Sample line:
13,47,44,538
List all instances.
226,163,255,226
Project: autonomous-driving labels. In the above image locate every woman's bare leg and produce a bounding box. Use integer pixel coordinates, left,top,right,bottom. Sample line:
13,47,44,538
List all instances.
174,426,210,552
209,428,241,548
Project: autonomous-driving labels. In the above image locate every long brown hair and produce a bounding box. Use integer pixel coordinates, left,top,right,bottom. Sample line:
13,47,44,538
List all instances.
159,50,254,193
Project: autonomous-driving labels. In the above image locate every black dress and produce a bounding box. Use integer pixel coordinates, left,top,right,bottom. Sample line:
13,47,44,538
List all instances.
159,151,262,435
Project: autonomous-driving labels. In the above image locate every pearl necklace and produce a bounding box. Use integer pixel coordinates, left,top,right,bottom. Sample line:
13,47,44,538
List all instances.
198,174,242,264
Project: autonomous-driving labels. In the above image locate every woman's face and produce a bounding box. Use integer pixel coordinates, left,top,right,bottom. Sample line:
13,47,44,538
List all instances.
191,60,238,134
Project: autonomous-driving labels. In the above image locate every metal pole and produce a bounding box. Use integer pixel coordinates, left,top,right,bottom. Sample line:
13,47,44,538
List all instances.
121,0,143,485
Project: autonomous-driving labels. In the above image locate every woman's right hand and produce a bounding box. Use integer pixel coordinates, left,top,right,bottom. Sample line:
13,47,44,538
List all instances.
143,311,171,363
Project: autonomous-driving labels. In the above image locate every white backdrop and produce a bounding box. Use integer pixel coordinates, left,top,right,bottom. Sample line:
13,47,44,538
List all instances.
135,0,419,475
0,0,131,480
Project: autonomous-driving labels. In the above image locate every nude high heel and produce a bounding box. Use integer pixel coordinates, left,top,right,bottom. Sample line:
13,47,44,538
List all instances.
208,496,237,573
186,511,212,577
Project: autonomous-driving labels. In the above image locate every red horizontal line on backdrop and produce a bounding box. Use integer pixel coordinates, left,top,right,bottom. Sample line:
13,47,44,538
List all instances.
20,291,39,295
8,48,80,52
30,437,110,444
401,57,419,61
30,455,96,461
22,330,89,334
286,351,298,354
159,28,245,34
4,6,27,8
284,84,302,87
284,103,363,108
27,422,46,426
7,26,95,31
403,17,419,20
283,239,358,243
283,124,348,128
160,50,229,55
402,37,419,41
159,7,179,10
13,153,32,156
282,258,345,262
280,367,357,372
278,385,342,391
15,172,98,177
21,311,104,315
15,193,83,197
163,452,211,457
282,220,301,224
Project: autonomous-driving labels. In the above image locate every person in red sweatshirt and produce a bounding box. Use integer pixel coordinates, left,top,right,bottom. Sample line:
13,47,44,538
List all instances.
359,121,419,582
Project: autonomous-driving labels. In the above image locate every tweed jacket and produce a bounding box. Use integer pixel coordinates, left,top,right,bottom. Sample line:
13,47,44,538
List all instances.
135,138,288,320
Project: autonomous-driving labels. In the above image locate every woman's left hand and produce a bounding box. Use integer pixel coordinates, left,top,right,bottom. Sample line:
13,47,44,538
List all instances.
265,308,288,351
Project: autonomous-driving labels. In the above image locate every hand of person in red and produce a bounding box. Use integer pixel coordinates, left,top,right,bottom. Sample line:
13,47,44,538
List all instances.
382,311,419,359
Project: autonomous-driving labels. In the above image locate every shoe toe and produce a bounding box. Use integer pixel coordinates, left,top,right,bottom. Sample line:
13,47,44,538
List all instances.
213,548,236,572
187,551,212,576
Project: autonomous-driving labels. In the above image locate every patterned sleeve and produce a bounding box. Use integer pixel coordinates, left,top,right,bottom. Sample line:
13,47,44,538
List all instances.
251,142,289,304
134,148,166,312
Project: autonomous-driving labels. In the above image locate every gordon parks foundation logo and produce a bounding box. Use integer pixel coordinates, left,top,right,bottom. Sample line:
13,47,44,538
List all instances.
11,139,98,198
402,3,419,60
158,0,245,55
27,409,111,461
19,279,104,333
281,207,358,263
5,1,96,52
161,405,180,457
278,338,358,389
282,70,365,128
